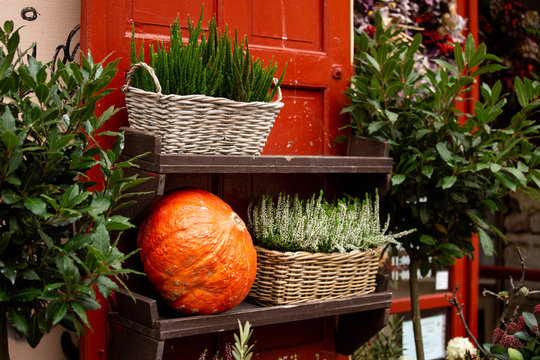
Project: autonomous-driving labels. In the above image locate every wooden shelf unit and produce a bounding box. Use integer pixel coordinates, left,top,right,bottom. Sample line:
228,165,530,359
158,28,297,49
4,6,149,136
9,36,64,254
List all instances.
108,127,395,360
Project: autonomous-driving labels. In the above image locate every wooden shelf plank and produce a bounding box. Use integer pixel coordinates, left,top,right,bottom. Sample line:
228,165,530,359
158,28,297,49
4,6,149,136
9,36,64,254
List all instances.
110,289,392,340
120,127,393,174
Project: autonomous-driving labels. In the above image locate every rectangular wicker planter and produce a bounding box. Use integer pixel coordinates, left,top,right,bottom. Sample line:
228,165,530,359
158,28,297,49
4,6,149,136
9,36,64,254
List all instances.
123,63,284,156
248,246,381,306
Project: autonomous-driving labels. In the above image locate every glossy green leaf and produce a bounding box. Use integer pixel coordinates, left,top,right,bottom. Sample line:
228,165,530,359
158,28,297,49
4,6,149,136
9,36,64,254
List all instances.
63,234,93,253
454,44,465,72
478,227,494,257
8,309,29,336
1,189,21,204
522,311,538,330
71,302,91,329
105,215,134,231
14,288,41,302
75,296,101,311
514,77,529,108
89,196,111,217
464,33,475,63
439,243,463,258
508,348,525,360
442,175,457,190
436,143,454,166
2,121,21,146
23,197,47,216
471,64,506,77
421,165,433,178
420,234,435,245
391,174,406,186
27,313,44,348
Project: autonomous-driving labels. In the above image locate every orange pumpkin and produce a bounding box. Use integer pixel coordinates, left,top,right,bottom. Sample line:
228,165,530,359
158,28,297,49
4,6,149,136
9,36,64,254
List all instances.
137,188,257,314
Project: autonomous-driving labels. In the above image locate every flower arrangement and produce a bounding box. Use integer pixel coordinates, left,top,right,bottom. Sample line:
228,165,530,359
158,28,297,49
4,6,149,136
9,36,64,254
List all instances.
445,337,478,360
247,191,413,305
247,191,412,253
354,0,467,61
485,304,540,358
448,248,540,360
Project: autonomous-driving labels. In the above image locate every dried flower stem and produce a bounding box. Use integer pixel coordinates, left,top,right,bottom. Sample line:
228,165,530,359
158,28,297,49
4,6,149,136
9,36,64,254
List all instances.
446,286,489,358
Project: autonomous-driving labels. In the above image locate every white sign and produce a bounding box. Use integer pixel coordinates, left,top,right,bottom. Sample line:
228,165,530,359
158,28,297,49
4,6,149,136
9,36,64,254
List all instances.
435,270,449,290
402,314,446,360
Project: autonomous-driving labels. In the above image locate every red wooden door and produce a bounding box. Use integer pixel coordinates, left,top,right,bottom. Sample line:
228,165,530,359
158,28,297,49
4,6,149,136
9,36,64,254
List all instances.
81,0,351,156
80,1,352,359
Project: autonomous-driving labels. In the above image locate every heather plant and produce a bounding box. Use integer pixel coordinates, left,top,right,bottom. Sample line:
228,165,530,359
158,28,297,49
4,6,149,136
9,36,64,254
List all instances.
247,191,412,253
130,7,285,103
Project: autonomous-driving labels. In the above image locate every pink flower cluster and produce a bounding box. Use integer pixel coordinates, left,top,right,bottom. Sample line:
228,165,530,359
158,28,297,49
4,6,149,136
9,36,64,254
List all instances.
492,306,540,351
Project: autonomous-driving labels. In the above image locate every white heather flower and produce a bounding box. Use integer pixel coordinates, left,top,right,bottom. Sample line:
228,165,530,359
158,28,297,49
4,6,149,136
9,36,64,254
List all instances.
248,192,413,253
445,337,476,360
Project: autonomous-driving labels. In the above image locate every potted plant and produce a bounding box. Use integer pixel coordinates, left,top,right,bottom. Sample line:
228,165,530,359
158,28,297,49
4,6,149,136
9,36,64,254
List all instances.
125,7,287,155
0,21,146,359
246,191,412,305
342,13,540,360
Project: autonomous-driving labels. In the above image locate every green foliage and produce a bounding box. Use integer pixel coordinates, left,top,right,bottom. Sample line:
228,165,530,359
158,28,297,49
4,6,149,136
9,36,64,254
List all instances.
343,14,540,271
232,320,254,360
247,191,413,253
353,315,404,360
0,20,146,347
130,7,286,102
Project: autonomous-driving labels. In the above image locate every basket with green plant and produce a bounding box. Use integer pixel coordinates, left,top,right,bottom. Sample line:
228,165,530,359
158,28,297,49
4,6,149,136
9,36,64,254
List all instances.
246,191,413,305
124,8,286,156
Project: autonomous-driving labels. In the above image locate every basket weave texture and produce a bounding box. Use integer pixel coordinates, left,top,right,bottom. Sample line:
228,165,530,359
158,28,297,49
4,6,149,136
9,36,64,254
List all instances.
123,63,284,155
248,246,380,306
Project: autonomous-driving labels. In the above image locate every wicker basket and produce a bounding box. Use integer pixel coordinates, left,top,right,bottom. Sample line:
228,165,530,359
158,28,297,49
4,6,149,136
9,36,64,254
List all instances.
248,246,381,306
122,63,284,155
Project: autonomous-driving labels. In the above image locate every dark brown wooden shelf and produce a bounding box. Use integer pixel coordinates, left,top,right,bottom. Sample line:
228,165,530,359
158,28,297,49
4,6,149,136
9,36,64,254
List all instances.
108,275,392,359
120,127,393,174
110,127,395,359
110,288,392,341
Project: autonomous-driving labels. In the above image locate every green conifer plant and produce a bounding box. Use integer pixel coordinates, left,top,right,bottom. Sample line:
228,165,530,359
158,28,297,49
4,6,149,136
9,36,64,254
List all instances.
130,7,286,103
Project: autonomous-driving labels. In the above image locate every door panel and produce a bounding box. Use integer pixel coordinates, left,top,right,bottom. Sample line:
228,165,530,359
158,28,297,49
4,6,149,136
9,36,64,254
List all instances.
133,0,214,37
250,1,323,51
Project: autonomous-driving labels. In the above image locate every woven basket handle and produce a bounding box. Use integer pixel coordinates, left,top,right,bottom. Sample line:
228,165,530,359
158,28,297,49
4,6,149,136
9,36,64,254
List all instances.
273,78,283,103
124,62,162,93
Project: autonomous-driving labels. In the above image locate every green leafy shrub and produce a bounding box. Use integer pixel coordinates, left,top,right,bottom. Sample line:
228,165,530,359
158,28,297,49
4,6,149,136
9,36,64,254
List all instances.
247,191,412,253
342,13,540,360
0,20,146,352
130,7,286,102
343,14,540,266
